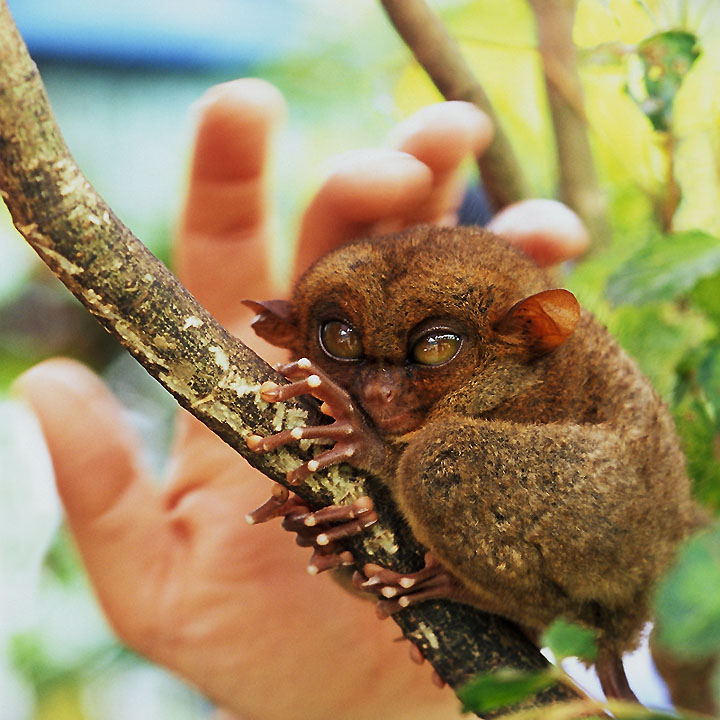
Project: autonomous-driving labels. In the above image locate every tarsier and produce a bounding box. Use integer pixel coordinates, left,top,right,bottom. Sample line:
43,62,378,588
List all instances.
244,225,704,701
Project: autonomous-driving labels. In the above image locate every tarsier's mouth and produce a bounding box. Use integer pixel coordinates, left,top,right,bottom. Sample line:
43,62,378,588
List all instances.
365,408,423,436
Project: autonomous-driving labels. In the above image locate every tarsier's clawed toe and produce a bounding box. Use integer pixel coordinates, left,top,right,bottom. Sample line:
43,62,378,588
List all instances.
245,483,294,524
306,547,355,575
293,496,377,574
353,552,461,617
247,490,377,575
282,495,377,545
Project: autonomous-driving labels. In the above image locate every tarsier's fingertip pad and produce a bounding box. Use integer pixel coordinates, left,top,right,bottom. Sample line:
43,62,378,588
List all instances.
355,496,374,512
246,434,265,451
259,380,280,400
244,514,256,525
307,564,319,576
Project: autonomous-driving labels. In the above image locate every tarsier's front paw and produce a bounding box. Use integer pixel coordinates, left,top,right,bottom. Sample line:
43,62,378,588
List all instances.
246,357,377,485
353,552,469,618
246,487,378,574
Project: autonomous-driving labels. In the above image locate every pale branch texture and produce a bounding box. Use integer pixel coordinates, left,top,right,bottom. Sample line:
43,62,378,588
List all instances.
0,1,579,713
527,0,611,248
379,0,528,211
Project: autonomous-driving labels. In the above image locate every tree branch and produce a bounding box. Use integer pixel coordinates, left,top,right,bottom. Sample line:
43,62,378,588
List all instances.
527,0,611,248
0,2,578,714
379,0,528,212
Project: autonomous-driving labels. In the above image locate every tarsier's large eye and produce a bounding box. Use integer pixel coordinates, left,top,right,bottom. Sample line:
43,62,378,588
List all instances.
320,320,364,360
411,330,462,366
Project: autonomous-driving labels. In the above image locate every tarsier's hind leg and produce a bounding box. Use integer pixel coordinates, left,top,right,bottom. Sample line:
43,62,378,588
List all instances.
596,648,638,702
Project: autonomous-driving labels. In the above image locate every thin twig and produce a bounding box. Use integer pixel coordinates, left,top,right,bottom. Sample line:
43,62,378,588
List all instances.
527,0,611,248
380,0,528,211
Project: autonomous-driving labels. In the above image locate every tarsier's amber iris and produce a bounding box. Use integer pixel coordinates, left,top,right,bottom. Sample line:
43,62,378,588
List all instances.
320,320,364,359
411,331,461,366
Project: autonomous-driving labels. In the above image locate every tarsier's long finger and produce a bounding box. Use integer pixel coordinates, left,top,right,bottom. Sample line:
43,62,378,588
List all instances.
314,512,379,546
285,442,363,485
246,421,353,454
307,547,354,575
281,495,374,531
283,520,365,549
259,376,322,404
374,577,452,617
359,555,441,592
270,358,357,418
244,483,290,524
300,495,374,527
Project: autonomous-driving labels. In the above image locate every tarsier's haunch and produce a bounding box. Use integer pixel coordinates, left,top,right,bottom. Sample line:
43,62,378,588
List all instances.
244,225,705,701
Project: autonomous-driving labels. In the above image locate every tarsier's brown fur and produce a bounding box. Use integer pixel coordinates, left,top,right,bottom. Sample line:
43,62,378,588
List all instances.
251,225,705,691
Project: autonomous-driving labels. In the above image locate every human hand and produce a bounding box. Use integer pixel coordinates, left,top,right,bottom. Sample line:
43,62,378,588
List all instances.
15,79,588,720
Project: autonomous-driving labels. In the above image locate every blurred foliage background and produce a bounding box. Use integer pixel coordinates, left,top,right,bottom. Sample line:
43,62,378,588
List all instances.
1,0,719,717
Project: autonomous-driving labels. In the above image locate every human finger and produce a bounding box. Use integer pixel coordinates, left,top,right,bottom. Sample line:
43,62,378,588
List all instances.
487,198,590,267
176,79,287,324
13,359,168,640
292,149,433,279
292,102,491,281
390,101,493,224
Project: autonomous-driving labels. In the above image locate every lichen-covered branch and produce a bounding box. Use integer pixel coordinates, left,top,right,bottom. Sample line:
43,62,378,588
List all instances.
527,0,611,248
0,1,577,713
379,0,528,211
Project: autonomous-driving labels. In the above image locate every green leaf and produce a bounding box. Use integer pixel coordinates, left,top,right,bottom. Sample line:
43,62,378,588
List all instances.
635,30,700,131
608,303,712,400
654,524,720,658
607,230,720,306
541,618,598,662
673,342,720,511
691,272,720,325
458,669,555,714
674,396,720,512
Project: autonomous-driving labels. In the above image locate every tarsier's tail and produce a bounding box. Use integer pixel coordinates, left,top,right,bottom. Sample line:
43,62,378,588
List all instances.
596,648,639,703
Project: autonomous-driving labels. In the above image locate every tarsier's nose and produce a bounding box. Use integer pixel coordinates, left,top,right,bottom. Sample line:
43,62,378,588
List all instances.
361,368,397,406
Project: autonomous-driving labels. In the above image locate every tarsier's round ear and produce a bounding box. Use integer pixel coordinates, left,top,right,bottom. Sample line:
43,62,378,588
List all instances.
242,299,299,349
493,289,580,356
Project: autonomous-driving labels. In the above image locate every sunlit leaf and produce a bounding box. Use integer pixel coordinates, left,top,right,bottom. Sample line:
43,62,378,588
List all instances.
541,619,598,662
458,668,556,713
654,524,720,657
673,342,720,511
634,30,701,131
691,272,720,324
606,230,720,306
607,302,711,400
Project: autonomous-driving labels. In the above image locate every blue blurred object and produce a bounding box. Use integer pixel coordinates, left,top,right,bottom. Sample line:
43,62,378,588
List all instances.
8,0,305,68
